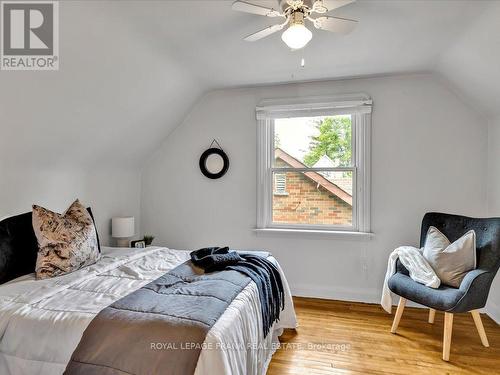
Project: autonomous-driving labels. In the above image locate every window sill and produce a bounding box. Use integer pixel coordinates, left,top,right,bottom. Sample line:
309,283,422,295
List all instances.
254,228,373,240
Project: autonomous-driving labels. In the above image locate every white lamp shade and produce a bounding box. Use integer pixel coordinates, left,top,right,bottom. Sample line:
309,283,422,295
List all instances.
112,217,135,238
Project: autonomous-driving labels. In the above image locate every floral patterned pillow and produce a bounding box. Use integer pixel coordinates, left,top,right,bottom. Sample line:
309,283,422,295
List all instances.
32,199,100,279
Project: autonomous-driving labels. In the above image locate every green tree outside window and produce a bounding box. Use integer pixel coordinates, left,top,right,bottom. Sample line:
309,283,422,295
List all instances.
303,116,352,167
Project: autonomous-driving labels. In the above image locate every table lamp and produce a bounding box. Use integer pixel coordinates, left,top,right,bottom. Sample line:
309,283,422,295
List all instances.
111,217,135,247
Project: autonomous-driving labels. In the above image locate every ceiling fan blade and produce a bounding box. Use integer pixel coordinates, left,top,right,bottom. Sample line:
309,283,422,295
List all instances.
244,23,284,42
317,0,356,12
313,16,357,34
232,1,281,17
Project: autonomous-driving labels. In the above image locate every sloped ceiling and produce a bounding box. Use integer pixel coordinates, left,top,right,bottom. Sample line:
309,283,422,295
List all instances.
0,2,203,169
0,0,498,169
435,1,500,116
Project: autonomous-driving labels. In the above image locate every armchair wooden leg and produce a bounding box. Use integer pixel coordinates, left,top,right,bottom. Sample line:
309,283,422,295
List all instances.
391,297,406,333
428,308,436,324
443,312,453,361
471,310,490,347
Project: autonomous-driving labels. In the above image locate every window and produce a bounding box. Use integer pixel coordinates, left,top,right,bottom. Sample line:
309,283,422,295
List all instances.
256,95,372,234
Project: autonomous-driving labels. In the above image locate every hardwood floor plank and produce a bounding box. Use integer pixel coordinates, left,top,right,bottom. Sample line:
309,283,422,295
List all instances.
267,297,500,374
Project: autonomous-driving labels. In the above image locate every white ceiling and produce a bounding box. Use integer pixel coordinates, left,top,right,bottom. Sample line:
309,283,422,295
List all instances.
435,1,500,116
112,0,490,87
1,0,498,169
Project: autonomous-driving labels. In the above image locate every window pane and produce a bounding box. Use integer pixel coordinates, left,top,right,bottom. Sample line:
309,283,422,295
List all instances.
272,171,353,226
317,170,353,196
274,115,352,168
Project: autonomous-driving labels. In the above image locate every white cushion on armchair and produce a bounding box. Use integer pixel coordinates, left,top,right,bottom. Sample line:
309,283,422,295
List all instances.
422,226,476,288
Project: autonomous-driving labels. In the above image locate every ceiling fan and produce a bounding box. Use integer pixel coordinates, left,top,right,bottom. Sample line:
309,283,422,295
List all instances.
232,0,357,50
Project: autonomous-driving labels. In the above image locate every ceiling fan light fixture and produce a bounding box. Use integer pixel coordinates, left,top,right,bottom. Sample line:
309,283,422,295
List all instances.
232,0,357,46
281,11,312,50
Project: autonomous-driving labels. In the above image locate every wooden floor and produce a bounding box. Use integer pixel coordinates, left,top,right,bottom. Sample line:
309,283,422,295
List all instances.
267,297,500,375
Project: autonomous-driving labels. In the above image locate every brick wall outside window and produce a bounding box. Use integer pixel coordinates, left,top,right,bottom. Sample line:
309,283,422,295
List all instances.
272,158,352,226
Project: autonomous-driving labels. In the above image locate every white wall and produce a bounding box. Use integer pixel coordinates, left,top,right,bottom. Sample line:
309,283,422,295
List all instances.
488,117,500,215
0,165,141,246
141,73,488,304
486,116,500,322
0,1,201,246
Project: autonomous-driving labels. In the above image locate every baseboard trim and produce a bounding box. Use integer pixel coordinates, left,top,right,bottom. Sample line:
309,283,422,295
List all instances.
292,283,429,309
291,284,428,308
291,284,381,305
291,284,499,322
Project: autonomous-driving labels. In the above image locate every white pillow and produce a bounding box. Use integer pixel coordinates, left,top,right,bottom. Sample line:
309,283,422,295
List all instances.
422,226,476,288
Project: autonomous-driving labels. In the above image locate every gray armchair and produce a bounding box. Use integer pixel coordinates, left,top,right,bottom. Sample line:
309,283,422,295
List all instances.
388,212,500,361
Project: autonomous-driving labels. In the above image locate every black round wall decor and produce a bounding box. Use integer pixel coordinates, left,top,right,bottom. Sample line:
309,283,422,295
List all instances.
199,147,229,179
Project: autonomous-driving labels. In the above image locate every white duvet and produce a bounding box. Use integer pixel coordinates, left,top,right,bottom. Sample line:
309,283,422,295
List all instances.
0,246,297,375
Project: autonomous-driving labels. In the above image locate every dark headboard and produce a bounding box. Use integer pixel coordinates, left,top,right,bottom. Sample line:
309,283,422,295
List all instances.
0,211,38,284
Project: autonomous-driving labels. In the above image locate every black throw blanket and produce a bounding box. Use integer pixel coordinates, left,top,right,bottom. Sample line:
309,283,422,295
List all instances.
190,247,285,337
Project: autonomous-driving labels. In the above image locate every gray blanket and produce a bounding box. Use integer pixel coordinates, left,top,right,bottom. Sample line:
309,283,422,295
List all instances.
64,259,254,375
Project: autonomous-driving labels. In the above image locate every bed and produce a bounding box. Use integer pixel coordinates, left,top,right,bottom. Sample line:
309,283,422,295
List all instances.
0,246,297,375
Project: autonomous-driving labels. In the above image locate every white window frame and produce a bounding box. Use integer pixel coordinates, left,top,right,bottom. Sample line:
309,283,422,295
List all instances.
256,94,372,236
